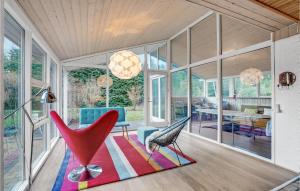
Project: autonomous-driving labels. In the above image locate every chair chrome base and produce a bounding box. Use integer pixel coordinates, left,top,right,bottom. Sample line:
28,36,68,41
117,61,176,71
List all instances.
68,164,102,182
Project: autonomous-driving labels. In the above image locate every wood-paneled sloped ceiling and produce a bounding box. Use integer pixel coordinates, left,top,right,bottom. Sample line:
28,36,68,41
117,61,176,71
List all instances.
17,0,298,60
17,0,210,60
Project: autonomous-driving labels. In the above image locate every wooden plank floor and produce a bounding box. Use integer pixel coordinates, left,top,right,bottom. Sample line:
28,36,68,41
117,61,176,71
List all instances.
32,132,296,191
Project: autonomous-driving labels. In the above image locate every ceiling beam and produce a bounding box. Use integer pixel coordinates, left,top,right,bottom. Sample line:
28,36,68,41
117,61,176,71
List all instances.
185,0,297,31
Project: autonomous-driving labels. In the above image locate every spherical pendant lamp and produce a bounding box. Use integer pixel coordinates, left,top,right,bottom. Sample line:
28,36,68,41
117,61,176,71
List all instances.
240,68,263,86
108,50,142,79
97,75,113,87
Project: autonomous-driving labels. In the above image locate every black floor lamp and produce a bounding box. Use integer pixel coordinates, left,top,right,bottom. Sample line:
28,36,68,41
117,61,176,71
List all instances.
4,86,56,190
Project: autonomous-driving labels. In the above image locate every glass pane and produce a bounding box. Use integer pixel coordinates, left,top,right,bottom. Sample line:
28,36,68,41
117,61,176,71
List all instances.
222,15,270,52
171,70,188,126
260,73,272,97
171,31,187,69
32,87,46,120
149,50,158,70
32,40,46,81
191,14,217,63
150,75,166,122
221,48,272,159
109,47,145,131
66,67,107,128
50,61,57,140
3,12,24,191
207,81,217,97
158,44,167,70
152,79,159,117
160,77,166,119
32,125,46,163
31,41,46,121
191,62,218,140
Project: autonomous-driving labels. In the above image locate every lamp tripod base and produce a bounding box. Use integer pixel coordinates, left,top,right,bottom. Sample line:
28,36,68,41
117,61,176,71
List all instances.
68,165,102,182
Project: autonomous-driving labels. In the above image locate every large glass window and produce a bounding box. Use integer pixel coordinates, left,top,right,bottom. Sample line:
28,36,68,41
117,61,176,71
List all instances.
109,47,145,130
66,65,107,128
31,40,47,164
158,44,167,70
191,14,217,63
148,44,167,70
149,49,158,70
191,62,218,140
221,48,272,159
222,15,270,53
32,40,47,120
3,12,25,191
171,70,188,123
171,31,187,69
50,60,57,140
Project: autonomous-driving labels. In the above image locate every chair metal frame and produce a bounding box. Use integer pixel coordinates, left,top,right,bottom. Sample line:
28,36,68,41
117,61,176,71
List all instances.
147,117,191,165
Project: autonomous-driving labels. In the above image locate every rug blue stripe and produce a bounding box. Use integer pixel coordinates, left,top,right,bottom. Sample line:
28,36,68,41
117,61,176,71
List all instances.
52,150,71,191
160,147,190,165
105,137,133,180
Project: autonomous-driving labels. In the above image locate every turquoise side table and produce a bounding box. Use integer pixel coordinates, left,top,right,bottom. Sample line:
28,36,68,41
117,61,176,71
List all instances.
137,126,159,145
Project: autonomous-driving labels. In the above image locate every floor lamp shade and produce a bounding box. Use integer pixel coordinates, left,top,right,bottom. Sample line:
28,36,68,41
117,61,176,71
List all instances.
40,87,57,103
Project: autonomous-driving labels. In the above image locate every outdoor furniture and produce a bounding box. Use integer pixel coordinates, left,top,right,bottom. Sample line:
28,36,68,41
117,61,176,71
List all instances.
147,117,190,165
50,110,118,182
196,108,271,143
137,126,159,145
79,107,129,138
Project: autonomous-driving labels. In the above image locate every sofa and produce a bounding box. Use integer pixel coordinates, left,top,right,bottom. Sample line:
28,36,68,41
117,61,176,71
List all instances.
79,107,130,135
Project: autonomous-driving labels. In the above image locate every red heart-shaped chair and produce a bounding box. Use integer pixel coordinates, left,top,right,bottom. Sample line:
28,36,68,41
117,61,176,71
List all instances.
50,110,118,182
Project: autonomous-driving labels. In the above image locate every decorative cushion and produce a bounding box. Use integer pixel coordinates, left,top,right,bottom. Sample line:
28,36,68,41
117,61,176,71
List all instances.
137,127,159,145
263,108,272,116
244,108,257,114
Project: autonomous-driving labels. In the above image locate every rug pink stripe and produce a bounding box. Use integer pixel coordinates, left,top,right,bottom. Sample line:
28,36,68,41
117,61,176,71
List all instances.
130,135,177,168
113,136,156,176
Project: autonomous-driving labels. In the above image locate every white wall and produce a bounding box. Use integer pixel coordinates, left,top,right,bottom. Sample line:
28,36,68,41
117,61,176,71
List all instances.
275,34,300,172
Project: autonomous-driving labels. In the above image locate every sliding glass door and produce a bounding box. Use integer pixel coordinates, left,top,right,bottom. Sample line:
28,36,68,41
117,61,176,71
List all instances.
149,72,167,126
221,48,272,159
191,62,218,141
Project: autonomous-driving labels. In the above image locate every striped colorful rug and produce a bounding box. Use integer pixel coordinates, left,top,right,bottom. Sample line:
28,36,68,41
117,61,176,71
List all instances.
52,134,196,191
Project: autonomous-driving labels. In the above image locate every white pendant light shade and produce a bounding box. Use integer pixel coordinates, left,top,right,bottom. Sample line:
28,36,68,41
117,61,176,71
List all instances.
97,75,113,87
108,50,142,79
240,68,263,86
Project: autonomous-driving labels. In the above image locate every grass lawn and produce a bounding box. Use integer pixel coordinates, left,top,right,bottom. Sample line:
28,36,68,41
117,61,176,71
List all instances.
126,106,144,122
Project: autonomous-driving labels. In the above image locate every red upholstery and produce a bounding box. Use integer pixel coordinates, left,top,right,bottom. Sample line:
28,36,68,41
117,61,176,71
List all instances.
50,110,118,166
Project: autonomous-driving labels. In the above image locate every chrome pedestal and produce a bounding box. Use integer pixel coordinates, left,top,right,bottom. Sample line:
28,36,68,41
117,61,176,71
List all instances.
68,165,102,182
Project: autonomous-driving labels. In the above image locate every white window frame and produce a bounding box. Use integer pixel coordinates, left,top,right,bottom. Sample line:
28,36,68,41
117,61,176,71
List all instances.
169,11,274,163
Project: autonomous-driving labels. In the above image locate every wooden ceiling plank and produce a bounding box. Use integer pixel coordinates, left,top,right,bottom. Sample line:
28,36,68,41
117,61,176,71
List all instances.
249,0,300,22
202,0,286,29
40,0,70,58
254,0,299,20
51,0,72,57
87,0,96,54
19,0,65,58
231,0,297,24
33,0,68,57
80,0,88,56
92,0,107,55
61,0,79,58
186,0,279,31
